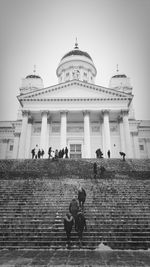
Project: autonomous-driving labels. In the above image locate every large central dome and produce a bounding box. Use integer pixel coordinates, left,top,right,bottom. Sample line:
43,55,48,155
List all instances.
61,41,93,61
61,48,93,62
56,41,97,84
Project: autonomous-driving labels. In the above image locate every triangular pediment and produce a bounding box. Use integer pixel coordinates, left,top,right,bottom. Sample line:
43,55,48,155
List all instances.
18,80,132,101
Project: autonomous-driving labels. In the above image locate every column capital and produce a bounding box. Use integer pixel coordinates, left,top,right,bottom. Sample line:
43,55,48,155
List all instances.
2,139,9,143
83,110,90,117
41,110,49,117
60,110,68,116
47,115,52,124
28,117,34,124
22,110,30,117
102,109,110,116
14,132,20,138
118,115,123,123
121,109,129,116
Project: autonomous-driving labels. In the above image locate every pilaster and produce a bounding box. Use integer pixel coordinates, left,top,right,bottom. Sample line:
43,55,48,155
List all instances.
13,132,20,159
25,117,33,158
2,139,9,159
18,110,29,158
121,110,133,158
118,116,125,153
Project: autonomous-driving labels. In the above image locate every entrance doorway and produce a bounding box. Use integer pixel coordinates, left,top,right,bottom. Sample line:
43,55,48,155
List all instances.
69,144,82,159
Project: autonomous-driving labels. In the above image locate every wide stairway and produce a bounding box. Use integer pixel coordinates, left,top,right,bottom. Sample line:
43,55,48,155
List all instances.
0,159,150,250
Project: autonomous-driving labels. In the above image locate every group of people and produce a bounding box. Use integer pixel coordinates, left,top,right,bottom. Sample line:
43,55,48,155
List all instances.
96,148,110,159
95,148,103,158
31,145,69,160
64,186,87,248
31,145,44,159
48,147,69,160
96,148,126,161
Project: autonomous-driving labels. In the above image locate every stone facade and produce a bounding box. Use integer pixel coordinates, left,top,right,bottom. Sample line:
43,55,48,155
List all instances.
0,43,150,159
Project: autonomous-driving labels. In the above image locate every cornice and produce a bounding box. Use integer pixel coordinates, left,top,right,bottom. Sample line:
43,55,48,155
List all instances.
20,97,130,102
18,80,132,101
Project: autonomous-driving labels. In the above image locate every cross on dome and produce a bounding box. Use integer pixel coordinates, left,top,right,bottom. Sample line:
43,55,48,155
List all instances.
33,64,36,75
116,64,119,72
74,37,79,49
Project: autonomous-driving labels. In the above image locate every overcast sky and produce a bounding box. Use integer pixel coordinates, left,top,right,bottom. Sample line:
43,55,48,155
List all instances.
0,0,150,121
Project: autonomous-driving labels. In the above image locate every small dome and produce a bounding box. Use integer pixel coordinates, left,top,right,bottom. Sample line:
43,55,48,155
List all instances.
26,74,41,79
61,49,93,61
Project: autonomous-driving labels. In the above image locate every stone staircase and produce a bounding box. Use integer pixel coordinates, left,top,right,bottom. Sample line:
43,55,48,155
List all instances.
0,159,150,250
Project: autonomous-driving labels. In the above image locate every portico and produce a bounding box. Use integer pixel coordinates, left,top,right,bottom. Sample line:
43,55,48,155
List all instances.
15,105,133,159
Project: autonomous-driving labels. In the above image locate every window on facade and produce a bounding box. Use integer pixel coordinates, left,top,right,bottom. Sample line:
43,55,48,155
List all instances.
139,144,144,151
66,73,69,77
84,72,87,76
10,145,13,151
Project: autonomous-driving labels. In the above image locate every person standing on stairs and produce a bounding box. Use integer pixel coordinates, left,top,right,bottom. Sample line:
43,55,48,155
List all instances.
93,162,97,178
75,211,87,247
64,212,74,247
78,187,86,208
107,150,110,158
69,197,79,221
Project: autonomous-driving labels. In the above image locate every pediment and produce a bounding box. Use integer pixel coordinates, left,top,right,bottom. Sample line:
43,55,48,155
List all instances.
18,80,132,101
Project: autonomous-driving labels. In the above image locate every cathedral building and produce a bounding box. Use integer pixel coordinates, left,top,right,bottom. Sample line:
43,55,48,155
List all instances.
0,42,150,159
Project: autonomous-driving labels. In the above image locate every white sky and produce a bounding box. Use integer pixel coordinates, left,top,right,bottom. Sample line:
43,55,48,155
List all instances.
0,0,150,121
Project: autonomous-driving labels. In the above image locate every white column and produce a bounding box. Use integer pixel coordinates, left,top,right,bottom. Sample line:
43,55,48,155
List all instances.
83,110,91,158
103,110,111,157
60,111,67,149
132,132,140,158
40,111,48,155
13,133,20,159
100,115,105,154
122,110,132,158
47,116,52,155
118,116,125,152
18,111,29,158
25,117,33,158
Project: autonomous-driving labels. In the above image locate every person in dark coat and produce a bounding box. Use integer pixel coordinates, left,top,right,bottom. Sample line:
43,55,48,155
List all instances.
41,149,44,158
78,187,86,208
61,148,65,158
107,150,110,158
75,211,87,246
69,198,79,220
48,147,52,159
31,148,35,159
38,149,41,159
65,147,68,158
93,162,97,178
64,213,74,247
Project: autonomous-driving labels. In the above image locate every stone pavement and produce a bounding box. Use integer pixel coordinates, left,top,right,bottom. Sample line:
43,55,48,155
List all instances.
0,249,150,267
